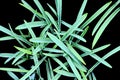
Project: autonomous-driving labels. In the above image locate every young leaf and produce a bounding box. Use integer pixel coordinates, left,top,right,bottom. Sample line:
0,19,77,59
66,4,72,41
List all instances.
14,46,32,55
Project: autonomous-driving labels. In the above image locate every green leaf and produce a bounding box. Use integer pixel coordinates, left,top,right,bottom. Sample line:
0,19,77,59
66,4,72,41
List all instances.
30,37,53,43
92,1,120,36
75,0,87,24
71,34,86,42
15,58,27,65
40,24,51,37
87,46,120,75
7,71,19,80
20,56,46,80
66,43,86,65
62,13,88,41
56,0,62,32
53,58,68,71
65,56,82,80
45,11,58,31
47,3,57,16
90,54,112,68
33,0,50,24
47,32,79,64
80,70,87,80
12,52,25,65
0,36,14,41
14,46,32,55
54,69,75,77
0,25,12,35
16,21,46,30
43,53,63,57
73,43,91,52
52,74,61,80
92,44,111,53
92,8,120,48
20,1,43,18
5,52,20,64
80,1,112,29
43,48,63,53
0,67,28,72
0,53,13,58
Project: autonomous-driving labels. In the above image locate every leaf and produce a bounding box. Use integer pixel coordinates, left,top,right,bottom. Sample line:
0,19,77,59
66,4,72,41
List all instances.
54,69,75,77
73,43,91,52
14,46,32,55
90,54,112,68
80,1,112,29
43,53,63,57
7,71,19,80
47,3,57,16
53,58,68,71
71,34,86,42
56,0,62,32
62,13,88,41
45,11,58,31
12,52,25,65
20,1,43,18
43,48,63,53
52,74,61,80
75,0,87,23
0,53,13,58
19,56,46,80
0,25,12,35
66,43,86,65
33,0,50,23
92,8,120,48
80,70,87,80
92,44,111,53
16,21,46,30
15,58,27,65
92,1,120,36
0,67,28,72
65,56,82,80
47,32,79,64
0,36,14,41
30,37,53,43
5,52,20,64
87,45,120,76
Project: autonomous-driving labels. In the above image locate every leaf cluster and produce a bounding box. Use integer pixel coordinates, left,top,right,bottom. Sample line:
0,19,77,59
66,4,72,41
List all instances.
0,0,120,80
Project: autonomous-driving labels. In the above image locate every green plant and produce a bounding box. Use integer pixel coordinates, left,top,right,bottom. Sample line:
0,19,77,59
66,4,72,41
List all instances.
0,0,120,80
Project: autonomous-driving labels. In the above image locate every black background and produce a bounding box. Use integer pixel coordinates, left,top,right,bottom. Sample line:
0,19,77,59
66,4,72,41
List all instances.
0,0,120,80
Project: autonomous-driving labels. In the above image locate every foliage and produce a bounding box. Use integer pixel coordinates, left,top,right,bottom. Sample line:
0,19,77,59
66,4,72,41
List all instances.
0,0,120,80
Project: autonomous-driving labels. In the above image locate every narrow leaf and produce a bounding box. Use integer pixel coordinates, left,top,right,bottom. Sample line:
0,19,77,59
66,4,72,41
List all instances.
92,8,120,48
80,1,112,29
14,46,32,55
